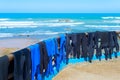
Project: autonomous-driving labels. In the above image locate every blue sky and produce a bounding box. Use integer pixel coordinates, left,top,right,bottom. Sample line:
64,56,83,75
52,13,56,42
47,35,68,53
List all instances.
0,0,120,13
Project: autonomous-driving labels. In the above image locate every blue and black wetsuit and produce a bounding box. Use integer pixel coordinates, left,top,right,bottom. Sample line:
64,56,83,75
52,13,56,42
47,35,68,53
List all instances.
38,41,49,77
29,44,41,80
44,38,56,77
59,34,66,64
53,38,60,72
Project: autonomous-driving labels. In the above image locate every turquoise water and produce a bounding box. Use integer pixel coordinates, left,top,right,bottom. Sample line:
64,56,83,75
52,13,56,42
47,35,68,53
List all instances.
0,13,120,39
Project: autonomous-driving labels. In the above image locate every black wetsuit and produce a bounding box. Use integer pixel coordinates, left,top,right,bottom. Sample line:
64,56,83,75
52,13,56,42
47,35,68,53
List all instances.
13,48,31,80
0,55,9,80
66,33,73,63
87,32,95,63
112,31,119,58
81,33,88,61
100,32,109,60
38,41,49,76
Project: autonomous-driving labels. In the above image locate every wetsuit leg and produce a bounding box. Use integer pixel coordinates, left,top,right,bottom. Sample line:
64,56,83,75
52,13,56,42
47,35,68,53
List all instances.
0,55,9,80
29,44,41,80
13,48,31,80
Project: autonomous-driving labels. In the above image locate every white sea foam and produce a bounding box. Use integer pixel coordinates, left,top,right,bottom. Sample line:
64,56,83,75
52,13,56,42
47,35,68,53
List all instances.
0,21,37,28
85,25,120,28
0,33,14,38
0,31,65,38
0,18,10,21
20,31,65,35
37,22,84,27
102,16,120,20
103,20,120,24
0,20,84,28
37,19,75,23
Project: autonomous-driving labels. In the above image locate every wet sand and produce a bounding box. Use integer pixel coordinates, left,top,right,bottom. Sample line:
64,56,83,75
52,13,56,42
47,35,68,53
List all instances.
53,57,120,80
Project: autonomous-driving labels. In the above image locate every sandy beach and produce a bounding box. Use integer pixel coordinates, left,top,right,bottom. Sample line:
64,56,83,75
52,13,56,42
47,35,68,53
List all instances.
0,38,39,57
53,57,120,80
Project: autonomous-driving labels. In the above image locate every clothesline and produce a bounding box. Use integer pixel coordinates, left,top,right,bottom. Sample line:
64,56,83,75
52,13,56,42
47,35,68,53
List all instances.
6,31,120,62
0,31,120,79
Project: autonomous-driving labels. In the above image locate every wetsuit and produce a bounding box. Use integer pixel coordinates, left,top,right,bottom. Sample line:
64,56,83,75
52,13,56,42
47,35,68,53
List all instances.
97,32,109,60
53,38,60,72
0,55,9,80
44,38,56,77
13,48,31,80
87,32,95,63
29,44,41,80
81,33,88,61
38,41,49,77
95,31,102,61
66,33,73,63
112,31,119,58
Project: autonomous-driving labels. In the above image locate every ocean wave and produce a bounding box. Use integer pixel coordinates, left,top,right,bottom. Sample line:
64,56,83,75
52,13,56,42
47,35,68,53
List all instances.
102,16,120,20
85,25,120,28
0,18,10,21
19,31,65,36
0,21,84,28
0,31,65,38
39,22,84,27
41,19,75,23
103,20,120,24
0,33,14,38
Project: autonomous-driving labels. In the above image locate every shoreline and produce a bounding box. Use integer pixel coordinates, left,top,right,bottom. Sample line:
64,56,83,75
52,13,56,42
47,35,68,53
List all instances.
0,38,40,57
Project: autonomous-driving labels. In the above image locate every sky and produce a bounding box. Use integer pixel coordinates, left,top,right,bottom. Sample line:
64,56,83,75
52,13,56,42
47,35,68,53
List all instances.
0,0,120,13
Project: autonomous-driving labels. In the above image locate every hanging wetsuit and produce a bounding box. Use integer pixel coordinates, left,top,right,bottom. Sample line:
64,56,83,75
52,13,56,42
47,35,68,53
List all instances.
29,44,41,80
70,33,81,59
77,33,83,59
38,41,49,77
81,33,88,61
66,34,73,64
95,31,102,61
112,31,119,58
99,32,109,60
53,38,60,72
44,38,56,77
108,31,115,59
0,55,9,80
13,48,31,80
57,34,66,64
87,32,95,63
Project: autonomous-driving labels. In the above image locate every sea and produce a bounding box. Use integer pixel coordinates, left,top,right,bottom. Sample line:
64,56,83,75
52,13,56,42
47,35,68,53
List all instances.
0,13,120,40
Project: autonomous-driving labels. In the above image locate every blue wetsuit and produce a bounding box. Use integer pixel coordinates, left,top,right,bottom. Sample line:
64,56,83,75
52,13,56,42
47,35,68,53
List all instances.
53,38,60,72
29,44,41,80
59,34,66,63
44,39,55,77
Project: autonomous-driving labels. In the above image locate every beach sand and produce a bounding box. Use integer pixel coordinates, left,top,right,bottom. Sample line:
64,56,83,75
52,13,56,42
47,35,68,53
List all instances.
53,57,120,80
0,38,39,57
